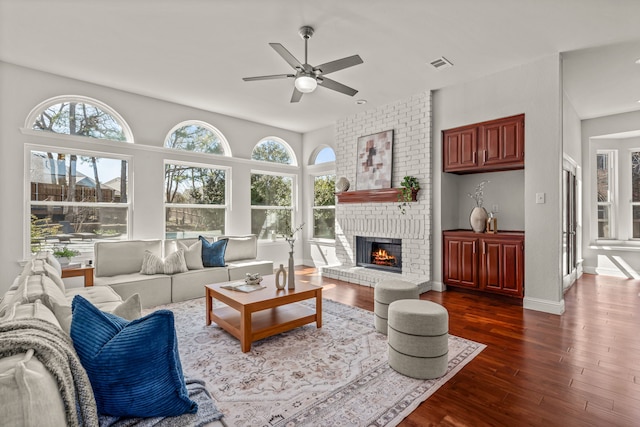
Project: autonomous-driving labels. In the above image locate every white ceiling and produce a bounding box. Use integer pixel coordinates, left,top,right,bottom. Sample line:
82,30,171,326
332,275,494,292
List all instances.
2,0,640,133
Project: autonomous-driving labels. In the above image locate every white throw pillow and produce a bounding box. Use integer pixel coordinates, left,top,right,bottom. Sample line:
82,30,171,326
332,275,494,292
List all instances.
140,249,188,275
177,240,204,270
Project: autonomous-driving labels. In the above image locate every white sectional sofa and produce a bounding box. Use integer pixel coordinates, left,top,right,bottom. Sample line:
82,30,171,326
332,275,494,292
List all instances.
0,253,226,426
94,235,274,308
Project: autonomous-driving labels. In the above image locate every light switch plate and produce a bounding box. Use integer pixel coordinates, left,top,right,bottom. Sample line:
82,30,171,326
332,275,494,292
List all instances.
536,192,545,204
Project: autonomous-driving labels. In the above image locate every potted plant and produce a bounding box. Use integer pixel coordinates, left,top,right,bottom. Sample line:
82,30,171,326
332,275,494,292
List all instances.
52,245,81,266
398,176,420,214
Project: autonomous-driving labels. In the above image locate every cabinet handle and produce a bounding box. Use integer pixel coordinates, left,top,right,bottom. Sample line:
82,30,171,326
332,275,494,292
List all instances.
483,150,487,162
473,151,477,164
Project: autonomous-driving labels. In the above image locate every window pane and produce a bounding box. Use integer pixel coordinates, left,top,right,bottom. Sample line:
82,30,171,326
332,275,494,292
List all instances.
314,147,336,164
597,205,610,238
633,206,640,238
165,207,225,238
31,151,128,203
251,139,292,164
313,208,335,239
165,164,225,204
251,174,292,206
314,175,336,206
596,153,609,202
165,124,224,154
30,206,127,255
32,102,126,141
632,152,640,202
251,209,292,239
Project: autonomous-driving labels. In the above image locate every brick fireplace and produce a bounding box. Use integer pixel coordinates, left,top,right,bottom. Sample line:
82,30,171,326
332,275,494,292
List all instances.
322,92,432,293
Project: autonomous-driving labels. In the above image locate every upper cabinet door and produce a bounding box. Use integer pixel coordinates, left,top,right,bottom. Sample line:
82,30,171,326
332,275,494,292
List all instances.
442,114,524,174
480,114,524,168
442,126,478,172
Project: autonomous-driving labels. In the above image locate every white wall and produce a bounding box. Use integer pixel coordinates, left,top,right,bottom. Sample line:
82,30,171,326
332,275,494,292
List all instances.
581,109,640,277
433,55,565,314
0,61,305,293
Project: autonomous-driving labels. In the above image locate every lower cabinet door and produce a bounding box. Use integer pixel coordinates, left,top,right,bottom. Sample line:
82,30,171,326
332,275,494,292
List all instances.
480,237,524,297
443,236,479,288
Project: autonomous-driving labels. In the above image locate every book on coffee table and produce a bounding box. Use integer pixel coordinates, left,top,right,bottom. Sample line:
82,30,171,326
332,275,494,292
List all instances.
220,282,265,293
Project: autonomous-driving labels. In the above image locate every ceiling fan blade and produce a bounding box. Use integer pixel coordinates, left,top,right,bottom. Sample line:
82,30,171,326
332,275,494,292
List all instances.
314,55,363,75
318,77,358,97
242,74,294,81
269,43,304,70
290,88,303,103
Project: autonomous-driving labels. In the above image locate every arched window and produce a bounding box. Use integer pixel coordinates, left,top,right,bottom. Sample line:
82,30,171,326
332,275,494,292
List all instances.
311,146,336,165
251,137,295,165
26,96,132,262
27,95,132,142
165,121,230,155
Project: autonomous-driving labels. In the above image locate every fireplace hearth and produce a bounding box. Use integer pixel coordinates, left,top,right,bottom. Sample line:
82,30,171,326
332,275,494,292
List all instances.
356,236,402,273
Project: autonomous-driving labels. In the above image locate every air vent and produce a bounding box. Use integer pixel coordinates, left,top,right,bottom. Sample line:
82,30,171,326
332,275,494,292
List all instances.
429,56,453,69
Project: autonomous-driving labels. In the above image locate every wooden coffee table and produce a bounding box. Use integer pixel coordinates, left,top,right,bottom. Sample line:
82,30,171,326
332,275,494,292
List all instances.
205,275,322,352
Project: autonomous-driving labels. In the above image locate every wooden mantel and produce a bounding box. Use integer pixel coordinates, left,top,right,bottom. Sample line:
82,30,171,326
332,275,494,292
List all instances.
336,188,418,204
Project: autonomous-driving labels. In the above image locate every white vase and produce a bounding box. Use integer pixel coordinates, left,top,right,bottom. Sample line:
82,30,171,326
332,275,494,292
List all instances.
470,207,488,233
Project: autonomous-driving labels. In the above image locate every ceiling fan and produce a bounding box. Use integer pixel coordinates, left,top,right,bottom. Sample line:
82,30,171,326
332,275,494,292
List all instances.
243,26,363,103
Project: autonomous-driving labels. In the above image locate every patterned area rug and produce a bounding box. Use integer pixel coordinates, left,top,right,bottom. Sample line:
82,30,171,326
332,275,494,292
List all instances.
149,297,485,427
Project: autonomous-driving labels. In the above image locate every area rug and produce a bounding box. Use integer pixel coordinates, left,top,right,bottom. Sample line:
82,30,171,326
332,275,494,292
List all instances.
148,297,485,427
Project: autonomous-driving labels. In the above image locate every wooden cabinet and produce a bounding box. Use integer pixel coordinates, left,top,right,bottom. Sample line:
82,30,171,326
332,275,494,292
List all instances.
443,234,479,288
443,114,524,173
443,230,524,298
442,125,478,172
479,235,524,297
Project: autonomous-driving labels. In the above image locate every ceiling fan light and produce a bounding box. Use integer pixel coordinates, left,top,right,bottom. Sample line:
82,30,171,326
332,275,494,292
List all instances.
295,75,317,93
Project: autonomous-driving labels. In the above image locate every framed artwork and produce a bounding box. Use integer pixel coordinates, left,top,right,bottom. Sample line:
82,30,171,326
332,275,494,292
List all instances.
356,130,393,190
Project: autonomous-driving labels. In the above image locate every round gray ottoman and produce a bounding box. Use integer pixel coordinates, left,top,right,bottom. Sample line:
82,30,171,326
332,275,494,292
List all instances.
374,279,419,334
387,299,449,379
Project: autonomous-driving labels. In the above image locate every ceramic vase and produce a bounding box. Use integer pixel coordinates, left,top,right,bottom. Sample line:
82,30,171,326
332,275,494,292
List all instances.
275,264,287,290
287,251,295,290
470,206,488,233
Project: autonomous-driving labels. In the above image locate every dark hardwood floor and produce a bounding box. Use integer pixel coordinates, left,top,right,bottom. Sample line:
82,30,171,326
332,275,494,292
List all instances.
295,268,640,427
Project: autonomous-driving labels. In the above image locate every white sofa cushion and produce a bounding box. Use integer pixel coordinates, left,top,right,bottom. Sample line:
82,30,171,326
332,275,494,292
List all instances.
95,240,163,277
217,235,257,262
94,274,172,309
0,275,67,316
171,268,229,302
227,259,274,281
0,350,67,427
177,240,204,270
0,300,60,327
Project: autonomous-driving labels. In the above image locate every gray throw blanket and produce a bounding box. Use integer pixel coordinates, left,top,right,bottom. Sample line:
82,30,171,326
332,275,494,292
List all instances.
0,318,99,427
99,378,226,427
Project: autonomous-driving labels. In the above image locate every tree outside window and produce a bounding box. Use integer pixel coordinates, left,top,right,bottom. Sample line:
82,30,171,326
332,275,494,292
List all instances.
165,123,226,154
29,100,130,257
164,163,226,238
313,174,335,239
251,173,293,239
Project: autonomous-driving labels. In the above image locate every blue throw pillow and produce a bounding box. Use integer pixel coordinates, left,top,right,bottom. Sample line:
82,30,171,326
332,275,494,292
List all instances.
70,295,197,417
199,236,228,267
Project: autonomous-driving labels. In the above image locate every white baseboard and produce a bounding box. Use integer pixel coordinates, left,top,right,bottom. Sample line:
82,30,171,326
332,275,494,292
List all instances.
582,265,635,278
429,280,446,292
523,296,565,315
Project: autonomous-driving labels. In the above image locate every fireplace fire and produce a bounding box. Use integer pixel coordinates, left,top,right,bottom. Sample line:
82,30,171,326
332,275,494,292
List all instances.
372,248,397,267
356,236,402,273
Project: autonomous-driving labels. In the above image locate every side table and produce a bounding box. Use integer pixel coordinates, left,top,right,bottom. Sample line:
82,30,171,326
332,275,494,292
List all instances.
61,265,94,287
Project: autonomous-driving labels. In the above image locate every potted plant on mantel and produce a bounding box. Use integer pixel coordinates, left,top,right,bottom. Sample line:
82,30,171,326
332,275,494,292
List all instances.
52,245,80,266
398,176,420,214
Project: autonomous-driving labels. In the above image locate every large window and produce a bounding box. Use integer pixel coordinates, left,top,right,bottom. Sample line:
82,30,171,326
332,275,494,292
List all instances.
29,150,129,254
252,138,295,165
164,162,227,238
27,97,132,259
592,146,640,242
312,174,335,239
251,173,294,239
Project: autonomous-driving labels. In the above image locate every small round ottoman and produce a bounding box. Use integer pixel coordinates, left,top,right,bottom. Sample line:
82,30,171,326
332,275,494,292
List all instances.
387,299,449,379
374,279,419,335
